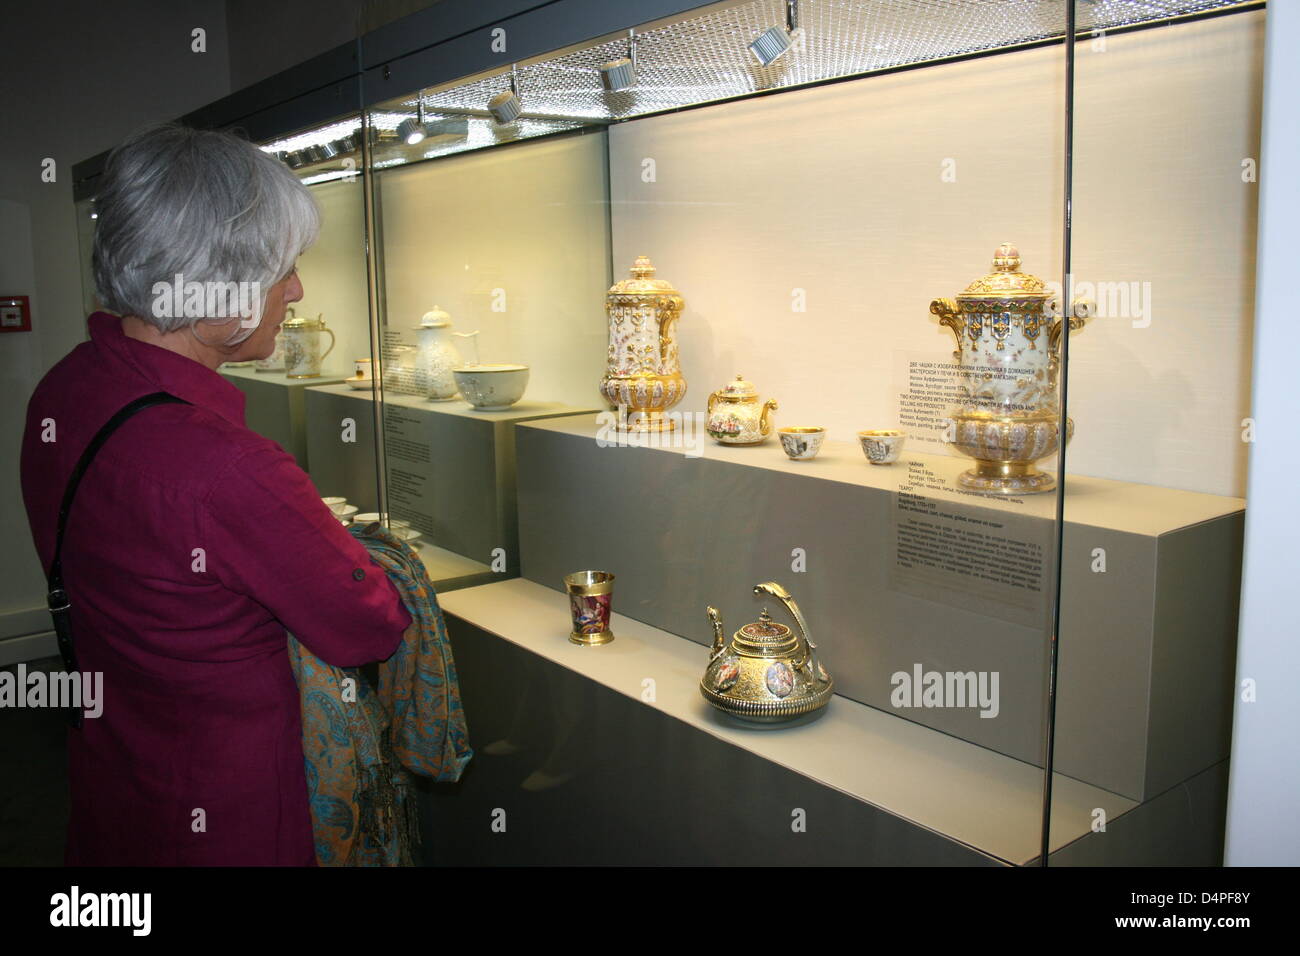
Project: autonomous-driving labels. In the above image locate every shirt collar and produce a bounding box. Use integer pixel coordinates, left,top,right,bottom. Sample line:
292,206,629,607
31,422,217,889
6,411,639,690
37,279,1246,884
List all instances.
88,312,247,427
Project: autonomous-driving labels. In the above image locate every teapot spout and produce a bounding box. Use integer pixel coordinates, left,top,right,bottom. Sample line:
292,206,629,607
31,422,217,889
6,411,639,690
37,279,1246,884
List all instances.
707,606,726,661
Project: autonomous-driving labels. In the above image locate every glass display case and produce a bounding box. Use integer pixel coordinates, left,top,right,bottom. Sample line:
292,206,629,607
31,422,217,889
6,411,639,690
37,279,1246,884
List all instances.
352,0,1258,866
68,0,1262,866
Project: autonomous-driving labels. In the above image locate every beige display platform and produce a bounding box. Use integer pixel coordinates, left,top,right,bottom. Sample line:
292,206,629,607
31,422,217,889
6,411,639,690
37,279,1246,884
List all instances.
439,577,1143,865
220,365,348,469
514,414,1244,803
305,384,597,584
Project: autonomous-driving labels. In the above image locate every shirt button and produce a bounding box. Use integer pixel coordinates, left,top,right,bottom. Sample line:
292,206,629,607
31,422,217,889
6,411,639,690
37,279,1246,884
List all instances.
352,568,366,581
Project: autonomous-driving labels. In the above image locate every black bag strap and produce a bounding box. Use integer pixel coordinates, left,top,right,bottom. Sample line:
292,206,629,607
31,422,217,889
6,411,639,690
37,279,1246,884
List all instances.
48,391,191,727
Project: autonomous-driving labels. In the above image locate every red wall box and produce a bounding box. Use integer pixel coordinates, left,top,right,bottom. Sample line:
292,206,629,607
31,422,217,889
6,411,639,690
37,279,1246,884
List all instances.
0,295,31,333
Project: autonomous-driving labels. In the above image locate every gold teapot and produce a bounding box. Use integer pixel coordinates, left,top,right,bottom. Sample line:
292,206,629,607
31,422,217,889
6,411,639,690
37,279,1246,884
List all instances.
706,375,778,445
700,582,833,723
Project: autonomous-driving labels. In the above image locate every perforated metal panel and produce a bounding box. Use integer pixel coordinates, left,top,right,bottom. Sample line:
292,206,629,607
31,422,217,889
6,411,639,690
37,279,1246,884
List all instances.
292,0,1253,168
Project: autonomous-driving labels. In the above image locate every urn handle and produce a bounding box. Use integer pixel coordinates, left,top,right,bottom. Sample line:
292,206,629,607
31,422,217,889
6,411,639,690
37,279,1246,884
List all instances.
706,606,726,662
1046,298,1092,390
930,297,963,360
759,399,778,436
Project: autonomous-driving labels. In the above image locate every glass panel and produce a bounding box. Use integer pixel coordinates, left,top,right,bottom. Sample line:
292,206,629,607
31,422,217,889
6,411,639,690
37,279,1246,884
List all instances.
1050,1,1261,864
363,82,610,587
231,113,378,523
360,0,1250,865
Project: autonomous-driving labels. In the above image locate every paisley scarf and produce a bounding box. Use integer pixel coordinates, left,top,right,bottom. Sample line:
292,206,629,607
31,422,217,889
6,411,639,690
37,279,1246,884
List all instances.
288,522,473,866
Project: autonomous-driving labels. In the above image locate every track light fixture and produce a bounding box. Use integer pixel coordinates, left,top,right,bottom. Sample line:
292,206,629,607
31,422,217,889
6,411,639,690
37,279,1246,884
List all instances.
600,29,637,92
750,0,800,66
488,66,523,124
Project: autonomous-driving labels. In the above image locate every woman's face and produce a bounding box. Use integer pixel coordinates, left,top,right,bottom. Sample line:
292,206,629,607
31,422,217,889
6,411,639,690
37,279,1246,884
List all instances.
228,267,304,361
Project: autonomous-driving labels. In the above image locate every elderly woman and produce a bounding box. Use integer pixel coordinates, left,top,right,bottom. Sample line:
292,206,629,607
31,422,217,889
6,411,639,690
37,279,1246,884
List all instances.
19,124,411,866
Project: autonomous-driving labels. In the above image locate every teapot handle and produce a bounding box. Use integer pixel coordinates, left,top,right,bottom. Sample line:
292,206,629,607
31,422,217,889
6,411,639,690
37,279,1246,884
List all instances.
748,582,806,665
707,390,721,415
760,399,778,436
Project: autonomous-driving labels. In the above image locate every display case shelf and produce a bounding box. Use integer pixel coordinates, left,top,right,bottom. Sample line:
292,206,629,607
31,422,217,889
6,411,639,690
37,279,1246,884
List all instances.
219,365,349,469
305,383,598,586
438,576,1143,865
514,414,1243,802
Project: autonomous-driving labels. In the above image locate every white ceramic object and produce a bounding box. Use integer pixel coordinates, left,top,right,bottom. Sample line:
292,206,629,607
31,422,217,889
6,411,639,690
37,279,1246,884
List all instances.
778,427,825,461
454,364,530,410
413,306,465,400
322,496,347,511
706,375,778,445
858,429,907,465
283,314,336,378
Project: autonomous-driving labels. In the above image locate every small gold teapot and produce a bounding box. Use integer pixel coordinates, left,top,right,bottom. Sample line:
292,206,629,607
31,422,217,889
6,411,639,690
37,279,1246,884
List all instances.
700,582,833,723
706,375,778,444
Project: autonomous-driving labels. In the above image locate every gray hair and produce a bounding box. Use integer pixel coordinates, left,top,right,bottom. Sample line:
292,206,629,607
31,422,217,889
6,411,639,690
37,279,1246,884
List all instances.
91,123,319,342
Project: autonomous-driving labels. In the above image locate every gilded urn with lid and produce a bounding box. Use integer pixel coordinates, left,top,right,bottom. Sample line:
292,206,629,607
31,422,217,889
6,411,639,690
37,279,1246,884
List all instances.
928,242,1091,494
600,255,686,432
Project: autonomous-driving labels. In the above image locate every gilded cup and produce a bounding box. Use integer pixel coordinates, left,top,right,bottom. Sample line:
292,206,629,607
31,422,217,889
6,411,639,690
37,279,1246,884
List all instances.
858,429,907,465
778,426,825,461
564,571,615,645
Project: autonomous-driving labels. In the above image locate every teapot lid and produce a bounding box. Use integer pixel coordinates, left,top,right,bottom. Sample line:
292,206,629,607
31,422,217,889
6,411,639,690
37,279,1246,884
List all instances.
608,255,681,296
283,313,324,329
418,305,452,329
733,608,798,656
957,242,1049,298
718,374,757,399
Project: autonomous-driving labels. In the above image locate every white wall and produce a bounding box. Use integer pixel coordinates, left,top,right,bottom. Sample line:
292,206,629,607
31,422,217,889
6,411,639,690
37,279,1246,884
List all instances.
608,12,1262,499
375,132,611,408
1225,0,1300,867
0,1,231,658
295,178,371,375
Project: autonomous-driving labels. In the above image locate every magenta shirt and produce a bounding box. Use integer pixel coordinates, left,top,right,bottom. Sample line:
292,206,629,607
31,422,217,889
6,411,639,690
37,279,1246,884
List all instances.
20,312,411,865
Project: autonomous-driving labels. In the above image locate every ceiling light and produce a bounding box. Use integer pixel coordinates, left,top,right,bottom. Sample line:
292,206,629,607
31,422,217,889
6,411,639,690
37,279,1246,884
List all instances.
489,66,523,124
600,30,637,92
750,0,799,66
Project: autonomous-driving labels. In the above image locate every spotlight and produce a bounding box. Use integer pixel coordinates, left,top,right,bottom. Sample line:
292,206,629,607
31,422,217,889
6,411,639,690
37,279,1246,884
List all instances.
750,0,799,67
599,30,637,92
397,95,433,145
396,117,425,145
489,66,523,124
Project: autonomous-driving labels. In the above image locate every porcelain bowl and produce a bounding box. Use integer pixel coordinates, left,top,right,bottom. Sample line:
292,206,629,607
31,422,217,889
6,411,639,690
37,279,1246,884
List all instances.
453,364,530,410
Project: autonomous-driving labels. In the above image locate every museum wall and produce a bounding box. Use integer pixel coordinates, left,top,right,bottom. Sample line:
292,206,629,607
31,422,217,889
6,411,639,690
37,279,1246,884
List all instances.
607,11,1262,498
0,2,232,657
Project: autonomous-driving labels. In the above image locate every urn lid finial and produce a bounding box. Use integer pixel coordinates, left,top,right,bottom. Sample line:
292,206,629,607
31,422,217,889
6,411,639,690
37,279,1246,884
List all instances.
992,242,1021,272
955,241,1048,298
630,255,656,279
